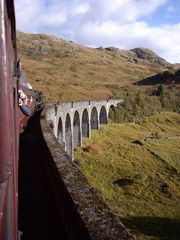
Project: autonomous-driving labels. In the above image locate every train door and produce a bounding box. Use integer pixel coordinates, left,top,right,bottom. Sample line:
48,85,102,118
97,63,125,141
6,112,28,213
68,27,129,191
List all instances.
0,0,19,239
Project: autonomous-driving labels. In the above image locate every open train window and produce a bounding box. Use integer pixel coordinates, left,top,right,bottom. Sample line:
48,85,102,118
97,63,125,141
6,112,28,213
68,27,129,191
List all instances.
14,60,22,77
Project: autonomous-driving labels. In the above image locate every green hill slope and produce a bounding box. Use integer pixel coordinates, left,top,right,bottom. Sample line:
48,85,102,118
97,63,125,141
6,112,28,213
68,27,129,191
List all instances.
75,112,180,240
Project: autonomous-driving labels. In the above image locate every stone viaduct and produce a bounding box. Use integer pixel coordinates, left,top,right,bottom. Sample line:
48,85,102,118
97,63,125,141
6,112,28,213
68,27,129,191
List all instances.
46,99,123,160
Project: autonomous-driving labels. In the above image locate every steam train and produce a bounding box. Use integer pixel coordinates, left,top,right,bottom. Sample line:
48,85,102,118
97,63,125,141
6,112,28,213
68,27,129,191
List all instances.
0,0,45,239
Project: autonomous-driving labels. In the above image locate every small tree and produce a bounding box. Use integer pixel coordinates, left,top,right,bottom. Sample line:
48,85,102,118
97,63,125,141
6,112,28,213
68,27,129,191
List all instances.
157,84,164,97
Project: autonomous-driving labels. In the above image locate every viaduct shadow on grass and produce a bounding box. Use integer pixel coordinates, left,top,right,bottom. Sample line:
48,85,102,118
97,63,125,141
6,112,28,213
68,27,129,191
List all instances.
121,216,180,240
113,173,148,186
113,178,134,187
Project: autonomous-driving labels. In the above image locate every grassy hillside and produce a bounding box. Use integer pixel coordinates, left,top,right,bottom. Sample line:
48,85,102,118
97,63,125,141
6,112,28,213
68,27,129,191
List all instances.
75,112,180,240
17,31,169,102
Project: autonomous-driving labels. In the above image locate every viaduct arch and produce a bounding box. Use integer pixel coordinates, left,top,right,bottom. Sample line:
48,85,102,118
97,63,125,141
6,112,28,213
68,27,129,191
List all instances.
99,106,107,124
57,117,63,144
73,111,81,147
65,113,72,158
91,107,98,130
46,99,123,160
82,109,89,138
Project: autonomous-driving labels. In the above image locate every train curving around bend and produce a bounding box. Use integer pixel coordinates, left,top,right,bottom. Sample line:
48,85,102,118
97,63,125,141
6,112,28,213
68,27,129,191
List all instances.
0,0,45,239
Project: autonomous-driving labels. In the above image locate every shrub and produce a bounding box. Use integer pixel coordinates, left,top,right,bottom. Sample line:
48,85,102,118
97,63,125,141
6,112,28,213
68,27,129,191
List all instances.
110,87,179,123
156,84,164,97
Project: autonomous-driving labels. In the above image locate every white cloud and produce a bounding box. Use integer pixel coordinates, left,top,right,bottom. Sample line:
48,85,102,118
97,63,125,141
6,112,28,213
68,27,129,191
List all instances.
15,0,43,32
14,0,180,63
74,3,90,15
39,4,68,27
85,0,168,23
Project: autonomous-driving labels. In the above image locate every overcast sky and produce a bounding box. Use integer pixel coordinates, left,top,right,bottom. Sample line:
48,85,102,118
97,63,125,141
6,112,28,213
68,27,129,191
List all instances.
15,0,180,63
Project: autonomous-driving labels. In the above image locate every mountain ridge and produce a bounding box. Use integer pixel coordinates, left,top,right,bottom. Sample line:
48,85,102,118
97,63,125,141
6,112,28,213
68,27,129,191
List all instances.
16,31,177,101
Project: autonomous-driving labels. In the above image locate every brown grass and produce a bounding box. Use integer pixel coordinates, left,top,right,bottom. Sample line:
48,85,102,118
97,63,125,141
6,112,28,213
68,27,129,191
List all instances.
17,32,166,102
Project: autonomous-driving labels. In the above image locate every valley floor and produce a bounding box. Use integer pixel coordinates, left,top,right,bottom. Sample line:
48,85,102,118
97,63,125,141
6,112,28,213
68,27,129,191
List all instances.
75,112,180,240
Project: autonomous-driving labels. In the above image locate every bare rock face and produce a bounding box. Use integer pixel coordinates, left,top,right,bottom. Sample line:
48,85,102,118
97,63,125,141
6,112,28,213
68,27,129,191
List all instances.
105,47,119,52
97,46,172,67
130,48,172,67
40,44,51,54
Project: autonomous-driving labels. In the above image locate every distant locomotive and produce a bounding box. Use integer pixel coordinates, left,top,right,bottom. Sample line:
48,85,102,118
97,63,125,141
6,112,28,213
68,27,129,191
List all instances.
0,0,45,239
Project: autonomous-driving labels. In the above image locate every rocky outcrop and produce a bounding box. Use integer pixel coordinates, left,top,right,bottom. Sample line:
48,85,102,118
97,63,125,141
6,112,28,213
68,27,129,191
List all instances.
97,46,172,67
130,48,172,67
105,46,119,52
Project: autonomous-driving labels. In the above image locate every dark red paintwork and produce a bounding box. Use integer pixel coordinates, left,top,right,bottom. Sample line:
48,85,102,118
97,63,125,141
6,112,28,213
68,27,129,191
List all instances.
0,1,18,239
0,1,36,239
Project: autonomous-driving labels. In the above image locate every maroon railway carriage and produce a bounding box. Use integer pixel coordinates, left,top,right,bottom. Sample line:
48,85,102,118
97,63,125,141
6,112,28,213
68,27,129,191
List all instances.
0,1,37,239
